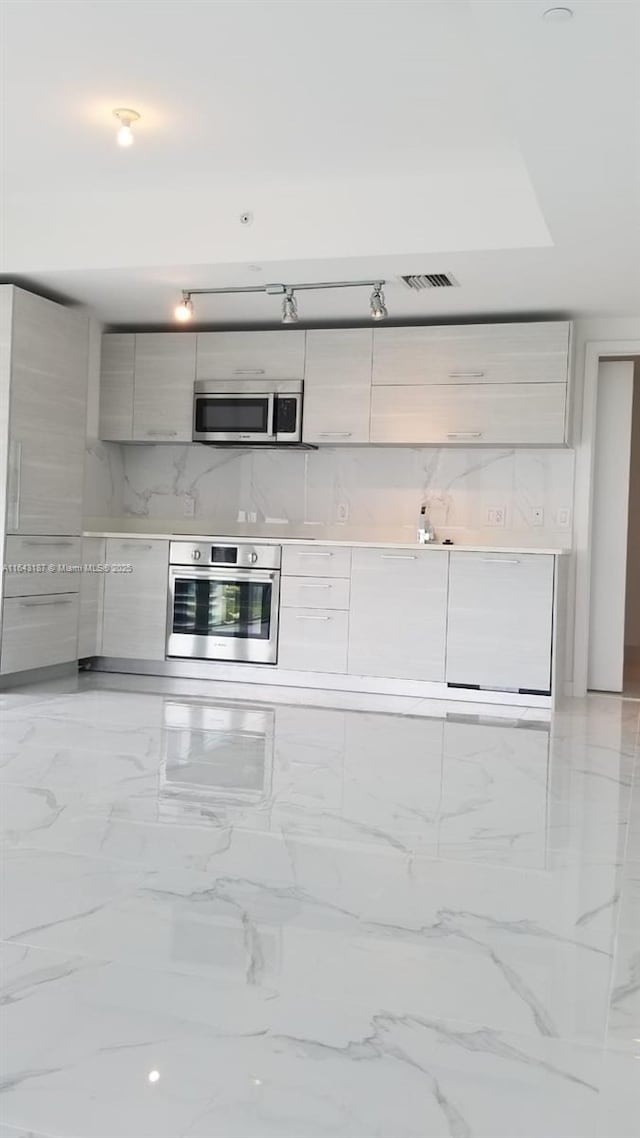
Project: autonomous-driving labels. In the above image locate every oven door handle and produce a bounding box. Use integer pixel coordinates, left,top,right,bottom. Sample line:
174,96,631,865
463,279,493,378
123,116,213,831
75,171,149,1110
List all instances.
170,566,280,585
266,393,275,439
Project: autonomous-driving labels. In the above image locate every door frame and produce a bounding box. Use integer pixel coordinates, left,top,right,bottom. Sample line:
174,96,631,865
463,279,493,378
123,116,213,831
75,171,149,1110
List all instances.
573,340,640,696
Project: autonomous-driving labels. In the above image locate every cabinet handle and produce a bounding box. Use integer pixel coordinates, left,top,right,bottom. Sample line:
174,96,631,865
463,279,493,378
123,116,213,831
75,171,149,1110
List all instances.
447,432,483,439
297,552,333,558
19,597,74,608
10,441,22,529
233,369,265,376
381,554,417,560
299,583,332,589
295,614,331,621
117,542,153,550
319,432,353,438
448,372,486,379
479,558,521,564
22,540,75,548
146,429,178,437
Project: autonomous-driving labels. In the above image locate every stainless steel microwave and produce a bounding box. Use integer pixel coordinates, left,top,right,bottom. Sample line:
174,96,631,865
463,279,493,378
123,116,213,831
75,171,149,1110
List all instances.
193,379,303,445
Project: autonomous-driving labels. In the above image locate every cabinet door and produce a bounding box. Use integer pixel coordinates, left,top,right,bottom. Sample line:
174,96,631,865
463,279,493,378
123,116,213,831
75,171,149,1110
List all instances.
99,334,134,441
1,594,79,674
302,329,372,444
196,331,305,380
133,333,196,442
370,382,566,445
278,608,348,673
101,539,169,660
78,537,106,658
446,553,554,693
3,536,82,597
372,322,570,386
348,549,448,681
8,291,88,535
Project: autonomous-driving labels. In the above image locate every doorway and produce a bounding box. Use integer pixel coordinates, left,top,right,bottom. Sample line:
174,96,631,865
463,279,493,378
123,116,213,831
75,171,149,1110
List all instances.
587,357,640,695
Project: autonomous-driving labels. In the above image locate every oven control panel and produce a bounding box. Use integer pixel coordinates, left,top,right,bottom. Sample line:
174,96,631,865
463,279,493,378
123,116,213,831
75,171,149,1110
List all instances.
169,541,281,570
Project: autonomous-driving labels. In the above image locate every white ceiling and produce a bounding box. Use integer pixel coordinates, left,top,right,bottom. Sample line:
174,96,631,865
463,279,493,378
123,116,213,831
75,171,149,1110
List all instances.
1,0,639,326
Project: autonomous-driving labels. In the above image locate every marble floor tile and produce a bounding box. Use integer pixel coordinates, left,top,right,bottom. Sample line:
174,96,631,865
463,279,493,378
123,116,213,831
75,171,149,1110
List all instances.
1,675,639,1137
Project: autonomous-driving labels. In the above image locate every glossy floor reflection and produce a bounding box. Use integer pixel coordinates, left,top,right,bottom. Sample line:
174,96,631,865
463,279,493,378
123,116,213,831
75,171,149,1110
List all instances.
1,674,638,1138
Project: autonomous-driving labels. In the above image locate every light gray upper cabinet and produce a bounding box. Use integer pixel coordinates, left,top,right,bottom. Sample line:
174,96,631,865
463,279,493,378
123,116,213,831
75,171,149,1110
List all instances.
348,548,449,681
133,334,196,442
101,538,169,660
446,552,554,693
99,333,196,443
99,334,134,441
372,322,571,386
370,382,567,446
7,289,88,535
196,331,305,380
302,329,372,444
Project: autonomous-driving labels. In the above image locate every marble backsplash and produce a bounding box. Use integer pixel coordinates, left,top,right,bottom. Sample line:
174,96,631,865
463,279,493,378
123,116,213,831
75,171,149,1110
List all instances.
84,442,575,547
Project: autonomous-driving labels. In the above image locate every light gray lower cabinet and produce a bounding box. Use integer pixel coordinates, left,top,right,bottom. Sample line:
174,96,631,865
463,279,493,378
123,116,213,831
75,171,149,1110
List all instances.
445,552,554,692
2,537,82,597
78,537,106,658
101,539,169,660
278,606,349,673
348,549,449,681
1,594,80,674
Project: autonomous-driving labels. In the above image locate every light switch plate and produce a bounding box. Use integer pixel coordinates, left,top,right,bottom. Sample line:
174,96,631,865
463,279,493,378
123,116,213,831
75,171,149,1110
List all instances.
556,507,571,527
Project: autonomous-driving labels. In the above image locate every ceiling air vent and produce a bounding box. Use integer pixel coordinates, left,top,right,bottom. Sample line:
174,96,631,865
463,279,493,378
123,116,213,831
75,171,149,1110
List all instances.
399,273,459,290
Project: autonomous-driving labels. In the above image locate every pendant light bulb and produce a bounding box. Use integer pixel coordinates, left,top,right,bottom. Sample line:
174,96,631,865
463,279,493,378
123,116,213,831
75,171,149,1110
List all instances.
113,108,140,148
174,294,193,322
282,290,298,324
370,283,388,321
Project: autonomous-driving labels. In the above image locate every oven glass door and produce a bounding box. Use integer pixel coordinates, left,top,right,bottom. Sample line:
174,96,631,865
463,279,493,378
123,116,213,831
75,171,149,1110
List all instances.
193,393,274,442
167,567,280,664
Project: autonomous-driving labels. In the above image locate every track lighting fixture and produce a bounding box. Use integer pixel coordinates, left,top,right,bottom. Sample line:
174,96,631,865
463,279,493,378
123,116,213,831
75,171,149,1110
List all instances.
173,279,390,323
369,283,388,321
113,108,140,148
281,290,298,324
174,293,193,322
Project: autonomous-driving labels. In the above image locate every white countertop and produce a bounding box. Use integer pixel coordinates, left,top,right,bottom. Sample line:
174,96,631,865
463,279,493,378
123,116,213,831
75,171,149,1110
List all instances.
83,521,569,556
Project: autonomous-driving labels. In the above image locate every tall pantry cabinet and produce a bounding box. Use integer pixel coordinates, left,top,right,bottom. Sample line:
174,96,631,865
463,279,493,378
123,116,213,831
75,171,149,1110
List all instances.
0,286,89,675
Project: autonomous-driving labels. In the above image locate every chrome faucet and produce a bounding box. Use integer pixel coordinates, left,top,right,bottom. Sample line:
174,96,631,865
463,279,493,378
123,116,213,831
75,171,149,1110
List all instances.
417,504,436,544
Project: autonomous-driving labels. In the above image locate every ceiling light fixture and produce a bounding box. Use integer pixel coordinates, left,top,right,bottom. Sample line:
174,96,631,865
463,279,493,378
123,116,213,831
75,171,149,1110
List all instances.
174,292,194,322
542,6,574,21
281,290,298,324
369,283,388,321
173,279,390,324
113,108,140,148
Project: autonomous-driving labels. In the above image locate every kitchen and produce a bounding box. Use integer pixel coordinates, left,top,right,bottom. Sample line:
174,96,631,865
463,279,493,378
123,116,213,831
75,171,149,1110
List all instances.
1,2,639,1137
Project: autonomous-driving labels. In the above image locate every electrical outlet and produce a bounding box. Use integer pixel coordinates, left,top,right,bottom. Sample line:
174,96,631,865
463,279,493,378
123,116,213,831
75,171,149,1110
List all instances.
486,507,506,527
237,510,246,523
532,507,544,526
336,502,349,523
248,512,257,523
183,496,195,518
556,507,571,528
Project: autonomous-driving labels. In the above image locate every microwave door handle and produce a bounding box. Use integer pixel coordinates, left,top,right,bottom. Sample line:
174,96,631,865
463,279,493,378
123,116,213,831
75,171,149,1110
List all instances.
266,393,276,439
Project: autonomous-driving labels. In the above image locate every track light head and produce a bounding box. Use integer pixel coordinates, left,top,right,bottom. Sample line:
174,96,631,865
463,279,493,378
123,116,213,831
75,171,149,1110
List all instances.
281,290,298,324
174,293,193,322
370,283,388,321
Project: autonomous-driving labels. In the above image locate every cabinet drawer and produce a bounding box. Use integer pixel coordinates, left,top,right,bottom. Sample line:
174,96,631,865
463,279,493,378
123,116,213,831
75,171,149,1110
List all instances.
370,383,567,445
281,575,350,610
372,322,570,386
278,608,348,673
196,331,305,380
1,594,79,674
3,537,82,597
281,546,351,578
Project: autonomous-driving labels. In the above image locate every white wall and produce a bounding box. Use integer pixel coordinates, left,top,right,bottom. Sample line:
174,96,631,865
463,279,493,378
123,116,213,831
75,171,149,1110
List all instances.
625,361,640,648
